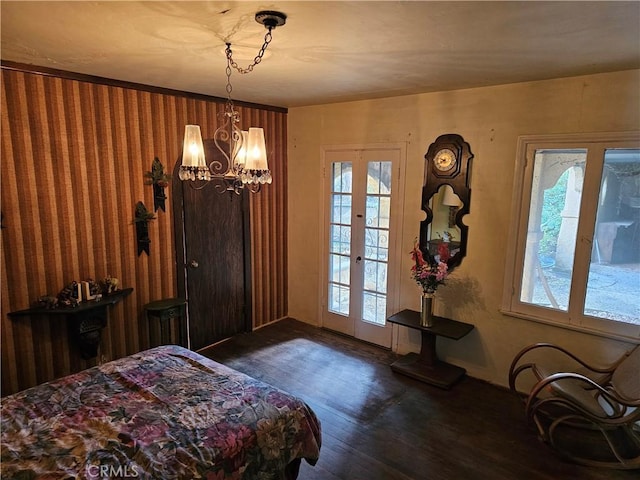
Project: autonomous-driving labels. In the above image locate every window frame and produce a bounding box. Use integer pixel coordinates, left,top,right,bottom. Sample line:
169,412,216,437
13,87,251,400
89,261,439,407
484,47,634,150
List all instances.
502,132,640,342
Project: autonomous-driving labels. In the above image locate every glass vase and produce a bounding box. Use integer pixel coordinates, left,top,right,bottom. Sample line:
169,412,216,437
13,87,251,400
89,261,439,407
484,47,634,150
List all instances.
421,292,435,327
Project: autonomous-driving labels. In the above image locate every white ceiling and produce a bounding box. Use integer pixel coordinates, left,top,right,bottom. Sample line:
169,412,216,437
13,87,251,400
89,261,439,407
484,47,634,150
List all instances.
2,1,639,108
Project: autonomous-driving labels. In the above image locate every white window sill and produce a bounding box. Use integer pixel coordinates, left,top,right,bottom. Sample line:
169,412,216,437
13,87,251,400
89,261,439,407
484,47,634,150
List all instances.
500,308,640,345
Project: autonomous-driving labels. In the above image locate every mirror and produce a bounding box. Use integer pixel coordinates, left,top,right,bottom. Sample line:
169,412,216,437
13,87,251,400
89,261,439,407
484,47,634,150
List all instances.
426,185,462,263
419,134,473,271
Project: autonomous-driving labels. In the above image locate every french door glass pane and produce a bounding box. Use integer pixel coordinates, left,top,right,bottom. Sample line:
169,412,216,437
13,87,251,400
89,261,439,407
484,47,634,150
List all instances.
362,291,386,325
362,161,392,325
367,161,392,194
328,162,352,316
331,194,352,224
364,228,388,261
329,254,350,284
363,259,387,293
366,196,391,229
330,224,351,255
329,284,349,315
520,149,587,311
585,149,640,325
333,162,352,192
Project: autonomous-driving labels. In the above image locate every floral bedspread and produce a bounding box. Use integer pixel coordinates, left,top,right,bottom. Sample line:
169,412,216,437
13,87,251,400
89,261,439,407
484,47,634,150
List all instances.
1,345,321,479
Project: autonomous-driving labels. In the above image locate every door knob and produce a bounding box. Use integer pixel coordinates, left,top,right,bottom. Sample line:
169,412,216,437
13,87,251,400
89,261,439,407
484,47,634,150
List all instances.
189,260,199,268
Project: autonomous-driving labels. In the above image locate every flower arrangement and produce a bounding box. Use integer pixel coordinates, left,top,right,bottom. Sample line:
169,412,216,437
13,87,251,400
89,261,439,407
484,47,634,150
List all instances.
410,240,448,294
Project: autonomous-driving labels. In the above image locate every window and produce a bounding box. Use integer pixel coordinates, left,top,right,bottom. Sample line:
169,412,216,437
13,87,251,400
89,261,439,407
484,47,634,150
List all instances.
502,133,640,341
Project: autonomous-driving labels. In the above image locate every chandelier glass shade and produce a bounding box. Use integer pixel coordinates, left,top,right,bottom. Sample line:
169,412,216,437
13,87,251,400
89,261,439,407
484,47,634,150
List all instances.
179,10,285,194
178,116,272,192
179,125,206,179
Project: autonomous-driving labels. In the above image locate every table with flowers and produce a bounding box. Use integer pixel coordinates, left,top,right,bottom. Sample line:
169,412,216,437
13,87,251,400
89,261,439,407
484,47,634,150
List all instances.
389,240,474,389
387,309,474,389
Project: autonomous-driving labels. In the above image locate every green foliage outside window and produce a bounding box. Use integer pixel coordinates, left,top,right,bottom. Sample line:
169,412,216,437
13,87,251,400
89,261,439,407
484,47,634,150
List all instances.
539,170,569,260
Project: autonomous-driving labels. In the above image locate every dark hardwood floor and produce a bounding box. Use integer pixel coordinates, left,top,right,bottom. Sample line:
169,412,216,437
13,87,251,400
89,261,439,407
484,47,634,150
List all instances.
201,318,636,480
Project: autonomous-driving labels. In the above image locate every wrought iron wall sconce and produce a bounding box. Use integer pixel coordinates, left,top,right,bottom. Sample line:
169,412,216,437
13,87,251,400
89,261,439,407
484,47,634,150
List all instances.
134,201,155,256
144,157,171,212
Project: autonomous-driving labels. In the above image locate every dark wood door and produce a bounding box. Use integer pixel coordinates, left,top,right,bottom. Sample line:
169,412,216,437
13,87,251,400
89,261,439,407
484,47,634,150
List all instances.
173,139,252,350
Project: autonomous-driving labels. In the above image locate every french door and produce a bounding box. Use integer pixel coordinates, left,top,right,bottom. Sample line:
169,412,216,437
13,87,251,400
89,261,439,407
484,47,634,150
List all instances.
321,145,404,348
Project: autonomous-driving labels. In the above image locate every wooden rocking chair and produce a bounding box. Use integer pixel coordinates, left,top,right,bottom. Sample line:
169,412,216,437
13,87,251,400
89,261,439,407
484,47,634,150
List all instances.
508,343,640,470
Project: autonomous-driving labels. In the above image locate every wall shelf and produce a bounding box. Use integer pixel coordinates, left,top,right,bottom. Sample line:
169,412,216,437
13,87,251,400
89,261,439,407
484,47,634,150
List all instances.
9,288,133,359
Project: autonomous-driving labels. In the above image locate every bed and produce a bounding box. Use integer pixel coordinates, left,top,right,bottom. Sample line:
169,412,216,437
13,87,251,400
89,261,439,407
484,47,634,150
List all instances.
0,345,321,479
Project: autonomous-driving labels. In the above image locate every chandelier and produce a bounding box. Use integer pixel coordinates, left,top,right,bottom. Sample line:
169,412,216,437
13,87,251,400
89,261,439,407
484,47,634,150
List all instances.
179,11,287,194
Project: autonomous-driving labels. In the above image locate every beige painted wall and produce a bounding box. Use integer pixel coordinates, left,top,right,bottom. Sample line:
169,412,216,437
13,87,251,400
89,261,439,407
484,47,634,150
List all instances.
287,70,640,387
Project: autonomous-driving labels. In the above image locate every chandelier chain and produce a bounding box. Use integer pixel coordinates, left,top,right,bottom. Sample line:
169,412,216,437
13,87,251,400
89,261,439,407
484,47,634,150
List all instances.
179,11,283,192
226,28,274,75
224,48,234,106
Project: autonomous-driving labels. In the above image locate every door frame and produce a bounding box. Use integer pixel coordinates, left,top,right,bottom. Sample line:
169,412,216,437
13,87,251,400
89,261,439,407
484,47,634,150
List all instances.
318,143,407,347
172,151,253,350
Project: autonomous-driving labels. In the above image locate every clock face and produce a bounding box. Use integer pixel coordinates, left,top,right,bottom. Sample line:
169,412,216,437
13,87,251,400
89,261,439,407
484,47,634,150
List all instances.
433,148,457,172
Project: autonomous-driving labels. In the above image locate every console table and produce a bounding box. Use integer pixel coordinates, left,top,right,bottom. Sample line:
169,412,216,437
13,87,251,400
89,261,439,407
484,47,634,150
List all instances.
9,288,133,359
387,309,474,389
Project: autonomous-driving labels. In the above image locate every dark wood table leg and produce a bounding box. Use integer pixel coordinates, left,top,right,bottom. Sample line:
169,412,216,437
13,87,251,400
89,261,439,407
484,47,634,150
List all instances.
390,330,467,389
179,304,187,348
159,316,170,345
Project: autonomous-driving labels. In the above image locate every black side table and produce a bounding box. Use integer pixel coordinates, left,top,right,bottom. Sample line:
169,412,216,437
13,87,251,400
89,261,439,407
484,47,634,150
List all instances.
144,298,187,348
387,309,474,389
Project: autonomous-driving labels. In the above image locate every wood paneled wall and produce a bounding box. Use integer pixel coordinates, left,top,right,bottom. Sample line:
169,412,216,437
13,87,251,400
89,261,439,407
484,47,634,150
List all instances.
1,66,287,395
